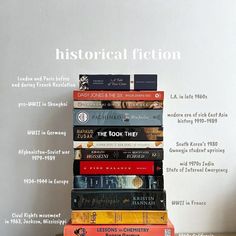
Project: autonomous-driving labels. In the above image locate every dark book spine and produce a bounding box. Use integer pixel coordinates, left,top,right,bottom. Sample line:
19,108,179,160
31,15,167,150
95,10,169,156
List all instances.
73,160,163,175
73,109,163,126
73,175,164,190
75,148,164,160
71,189,166,210
73,126,163,141
79,74,157,91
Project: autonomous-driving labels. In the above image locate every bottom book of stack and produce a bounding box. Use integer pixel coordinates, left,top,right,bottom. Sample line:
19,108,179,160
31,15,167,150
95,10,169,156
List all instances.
64,219,174,236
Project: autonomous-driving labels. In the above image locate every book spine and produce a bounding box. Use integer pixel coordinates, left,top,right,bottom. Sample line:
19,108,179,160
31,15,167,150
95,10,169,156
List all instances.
64,220,174,235
74,148,164,160
73,175,164,190
73,141,163,149
73,126,163,141
73,109,163,126
73,160,163,175
73,91,164,101
71,189,166,210
70,210,168,224
78,74,158,90
73,100,163,109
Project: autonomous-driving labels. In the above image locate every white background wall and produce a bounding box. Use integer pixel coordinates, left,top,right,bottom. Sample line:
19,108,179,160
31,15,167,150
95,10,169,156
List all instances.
0,0,236,235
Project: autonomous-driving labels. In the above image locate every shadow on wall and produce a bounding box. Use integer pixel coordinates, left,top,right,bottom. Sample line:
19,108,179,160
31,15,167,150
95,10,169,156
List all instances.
33,94,73,236
17,93,73,236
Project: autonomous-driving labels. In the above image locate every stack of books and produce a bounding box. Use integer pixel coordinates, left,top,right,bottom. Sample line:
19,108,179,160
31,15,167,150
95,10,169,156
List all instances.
64,74,174,236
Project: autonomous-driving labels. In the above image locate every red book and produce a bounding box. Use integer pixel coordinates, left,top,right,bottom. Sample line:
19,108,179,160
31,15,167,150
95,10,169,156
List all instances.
73,91,164,101
73,160,162,175
64,219,175,236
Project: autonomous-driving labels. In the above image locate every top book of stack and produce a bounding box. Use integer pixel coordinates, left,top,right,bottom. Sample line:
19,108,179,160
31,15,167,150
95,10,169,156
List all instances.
78,74,158,91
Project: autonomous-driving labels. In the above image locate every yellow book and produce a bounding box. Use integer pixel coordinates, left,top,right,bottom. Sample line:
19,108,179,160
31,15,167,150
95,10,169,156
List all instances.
71,210,167,225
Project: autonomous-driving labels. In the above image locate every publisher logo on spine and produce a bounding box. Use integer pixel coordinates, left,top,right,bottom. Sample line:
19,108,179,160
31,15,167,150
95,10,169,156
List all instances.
74,228,87,236
77,112,89,123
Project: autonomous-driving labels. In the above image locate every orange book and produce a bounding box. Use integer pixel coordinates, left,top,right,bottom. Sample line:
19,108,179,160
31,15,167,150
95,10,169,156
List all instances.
73,91,164,101
70,210,167,225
